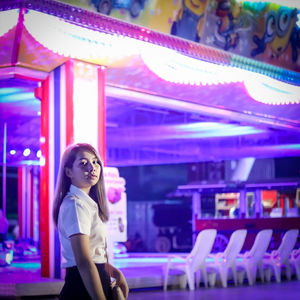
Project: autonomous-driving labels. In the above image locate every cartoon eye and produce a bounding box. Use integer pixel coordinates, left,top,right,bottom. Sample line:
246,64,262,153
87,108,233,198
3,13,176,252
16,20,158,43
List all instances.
277,10,290,36
266,14,276,38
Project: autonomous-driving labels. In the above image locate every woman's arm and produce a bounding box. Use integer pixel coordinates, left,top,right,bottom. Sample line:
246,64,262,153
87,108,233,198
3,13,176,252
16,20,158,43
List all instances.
106,263,129,299
70,233,106,300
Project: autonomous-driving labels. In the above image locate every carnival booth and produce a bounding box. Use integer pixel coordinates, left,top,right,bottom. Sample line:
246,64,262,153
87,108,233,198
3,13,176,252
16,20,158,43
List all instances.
0,0,300,281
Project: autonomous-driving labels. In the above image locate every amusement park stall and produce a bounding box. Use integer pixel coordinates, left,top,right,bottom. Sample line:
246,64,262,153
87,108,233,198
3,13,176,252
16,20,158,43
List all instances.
0,0,300,280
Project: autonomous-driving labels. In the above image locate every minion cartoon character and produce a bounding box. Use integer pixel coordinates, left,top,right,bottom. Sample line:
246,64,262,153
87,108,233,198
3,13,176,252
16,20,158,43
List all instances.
171,0,207,43
213,0,242,51
251,8,300,62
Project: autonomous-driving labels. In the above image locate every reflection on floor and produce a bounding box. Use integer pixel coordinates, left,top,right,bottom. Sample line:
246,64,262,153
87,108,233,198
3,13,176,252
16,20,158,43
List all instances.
0,253,299,299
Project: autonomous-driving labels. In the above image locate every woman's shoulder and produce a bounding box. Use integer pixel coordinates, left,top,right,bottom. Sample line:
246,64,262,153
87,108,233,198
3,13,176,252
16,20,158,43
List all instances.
61,192,85,209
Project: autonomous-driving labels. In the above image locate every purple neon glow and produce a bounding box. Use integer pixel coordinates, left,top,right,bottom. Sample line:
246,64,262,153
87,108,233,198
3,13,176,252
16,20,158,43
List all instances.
116,122,265,141
20,10,300,105
245,182,299,188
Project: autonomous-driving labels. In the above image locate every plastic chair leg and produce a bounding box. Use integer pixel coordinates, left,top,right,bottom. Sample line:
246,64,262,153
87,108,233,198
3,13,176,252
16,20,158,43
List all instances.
295,263,300,281
201,269,208,288
265,267,271,282
273,265,281,283
219,267,228,288
186,269,195,290
208,272,217,287
163,267,169,291
237,270,245,285
285,261,292,280
178,274,187,289
232,267,238,286
195,270,200,288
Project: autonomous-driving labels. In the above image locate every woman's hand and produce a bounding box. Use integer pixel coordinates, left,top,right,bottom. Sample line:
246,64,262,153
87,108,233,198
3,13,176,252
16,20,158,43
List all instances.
115,269,129,299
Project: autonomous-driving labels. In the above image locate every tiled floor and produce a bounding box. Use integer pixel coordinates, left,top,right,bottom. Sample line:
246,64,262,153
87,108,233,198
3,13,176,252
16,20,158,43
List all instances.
1,280,300,300
1,253,299,299
129,280,300,300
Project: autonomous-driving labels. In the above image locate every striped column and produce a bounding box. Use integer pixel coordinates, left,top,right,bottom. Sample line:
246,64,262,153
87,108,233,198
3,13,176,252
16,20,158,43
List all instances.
17,166,39,242
40,59,106,278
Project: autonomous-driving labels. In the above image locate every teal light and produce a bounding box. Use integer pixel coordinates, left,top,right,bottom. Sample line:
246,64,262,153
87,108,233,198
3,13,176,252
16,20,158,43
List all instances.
275,144,300,150
10,262,40,269
0,87,22,95
0,92,36,103
261,82,291,95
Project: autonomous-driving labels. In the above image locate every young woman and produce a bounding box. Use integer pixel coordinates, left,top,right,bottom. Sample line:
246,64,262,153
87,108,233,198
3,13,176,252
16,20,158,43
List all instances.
53,143,129,300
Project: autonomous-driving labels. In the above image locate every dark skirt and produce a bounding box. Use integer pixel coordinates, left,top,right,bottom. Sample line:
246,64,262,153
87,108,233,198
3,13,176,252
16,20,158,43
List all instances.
59,263,112,300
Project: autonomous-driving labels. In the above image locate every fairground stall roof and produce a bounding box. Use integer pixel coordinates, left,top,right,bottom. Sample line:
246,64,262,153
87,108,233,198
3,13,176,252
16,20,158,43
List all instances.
0,0,300,166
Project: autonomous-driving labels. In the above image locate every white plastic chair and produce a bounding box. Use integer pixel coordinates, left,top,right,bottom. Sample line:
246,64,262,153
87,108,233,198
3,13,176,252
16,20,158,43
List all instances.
163,229,217,291
289,248,300,281
263,229,299,283
236,229,273,285
206,229,247,288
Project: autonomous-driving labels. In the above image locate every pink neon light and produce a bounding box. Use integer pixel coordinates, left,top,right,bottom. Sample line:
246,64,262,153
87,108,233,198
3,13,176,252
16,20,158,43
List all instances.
40,75,50,277
97,67,106,164
65,60,74,146
73,61,99,148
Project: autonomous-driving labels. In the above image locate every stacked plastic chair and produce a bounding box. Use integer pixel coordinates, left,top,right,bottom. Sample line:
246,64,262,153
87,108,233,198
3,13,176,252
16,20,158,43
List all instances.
163,229,217,291
289,248,300,280
206,229,247,288
236,229,273,285
263,229,299,283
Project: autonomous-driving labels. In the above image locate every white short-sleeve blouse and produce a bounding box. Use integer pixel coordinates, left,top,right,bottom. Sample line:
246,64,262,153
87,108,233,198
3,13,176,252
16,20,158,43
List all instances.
58,184,107,268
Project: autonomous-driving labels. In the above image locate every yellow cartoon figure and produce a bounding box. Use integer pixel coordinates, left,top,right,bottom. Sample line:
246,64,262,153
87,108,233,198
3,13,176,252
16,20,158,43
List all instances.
171,0,207,42
251,8,300,62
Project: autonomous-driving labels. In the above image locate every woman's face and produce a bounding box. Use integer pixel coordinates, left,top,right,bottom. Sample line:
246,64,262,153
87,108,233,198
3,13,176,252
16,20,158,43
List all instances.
65,150,101,194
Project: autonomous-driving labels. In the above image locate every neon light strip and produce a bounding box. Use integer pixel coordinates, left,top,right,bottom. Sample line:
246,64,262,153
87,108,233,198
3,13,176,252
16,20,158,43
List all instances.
73,61,99,148
141,46,244,86
40,75,50,277
97,67,106,163
21,9,300,104
142,48,300,104
24,10,140,61
106,86,299,130
237,0,300,9
244,75,300,105
17,167,23,239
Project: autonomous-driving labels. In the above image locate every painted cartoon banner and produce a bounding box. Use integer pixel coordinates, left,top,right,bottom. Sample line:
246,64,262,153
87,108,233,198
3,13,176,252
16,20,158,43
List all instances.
104,166,127,243
202,1,300,72
57,0,300,71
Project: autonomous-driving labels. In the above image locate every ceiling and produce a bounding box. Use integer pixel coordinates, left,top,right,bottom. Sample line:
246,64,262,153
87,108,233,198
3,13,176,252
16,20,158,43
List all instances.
0,2,300,167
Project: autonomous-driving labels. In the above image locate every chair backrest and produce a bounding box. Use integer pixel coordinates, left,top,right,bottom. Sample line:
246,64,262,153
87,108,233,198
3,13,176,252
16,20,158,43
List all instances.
277,229,299,262
190,229,217,270
224,229,247,263
249,229,273,264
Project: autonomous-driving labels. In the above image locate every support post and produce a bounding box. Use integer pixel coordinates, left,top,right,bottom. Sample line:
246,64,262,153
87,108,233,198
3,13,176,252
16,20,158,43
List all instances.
39,60,106,278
